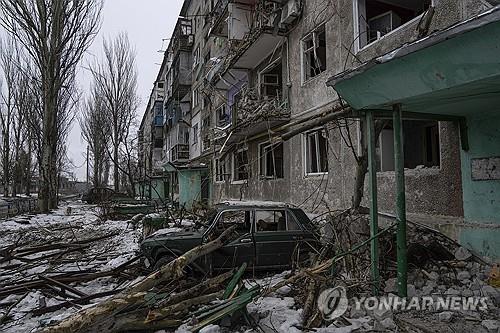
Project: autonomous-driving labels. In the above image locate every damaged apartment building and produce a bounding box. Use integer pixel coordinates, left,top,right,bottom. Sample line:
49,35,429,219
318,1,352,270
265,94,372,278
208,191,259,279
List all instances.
137,0,500,258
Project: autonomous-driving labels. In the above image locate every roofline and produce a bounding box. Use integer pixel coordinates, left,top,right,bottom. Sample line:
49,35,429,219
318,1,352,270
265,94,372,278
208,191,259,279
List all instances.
326,5,500,88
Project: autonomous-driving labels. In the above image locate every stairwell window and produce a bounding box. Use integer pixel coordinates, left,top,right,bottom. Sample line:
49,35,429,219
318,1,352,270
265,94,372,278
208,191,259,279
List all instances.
233,147,249,182
301,24,326,82
303,129,329,175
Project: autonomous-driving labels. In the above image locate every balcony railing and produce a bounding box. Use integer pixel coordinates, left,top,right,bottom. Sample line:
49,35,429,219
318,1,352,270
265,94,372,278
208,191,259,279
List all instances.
207,0,301,86
171,144,189,162
232,87,289,127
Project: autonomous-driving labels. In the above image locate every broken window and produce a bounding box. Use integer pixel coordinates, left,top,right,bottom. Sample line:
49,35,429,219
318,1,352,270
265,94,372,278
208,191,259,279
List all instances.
304,129,329,175
233,148,249,181
215,157,228,182
356,0,432,48
259,142,284,179
376,120,440,172
216,104,230,127
302,24,326,82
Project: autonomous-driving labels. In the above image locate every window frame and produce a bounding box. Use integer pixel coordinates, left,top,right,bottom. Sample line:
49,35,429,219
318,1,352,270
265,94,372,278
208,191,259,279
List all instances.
192,88,199,108
302,128,329,177
216,104,230,128
206,209,253,238
352,0,434,53
301,24,327,84
254,209,301,232
232,147,249,183
215,157,229,183
192,123,199,145
258,141,284,180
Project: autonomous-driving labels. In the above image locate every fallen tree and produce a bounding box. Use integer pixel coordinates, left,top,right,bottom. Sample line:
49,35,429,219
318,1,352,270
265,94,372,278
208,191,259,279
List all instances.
39,225,238,333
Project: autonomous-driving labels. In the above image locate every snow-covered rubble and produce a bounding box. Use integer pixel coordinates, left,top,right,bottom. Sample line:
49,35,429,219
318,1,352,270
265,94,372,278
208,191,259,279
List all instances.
0,200,142,333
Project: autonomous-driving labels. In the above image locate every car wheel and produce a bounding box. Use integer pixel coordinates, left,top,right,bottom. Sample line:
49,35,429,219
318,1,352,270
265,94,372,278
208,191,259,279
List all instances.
153,255,176,271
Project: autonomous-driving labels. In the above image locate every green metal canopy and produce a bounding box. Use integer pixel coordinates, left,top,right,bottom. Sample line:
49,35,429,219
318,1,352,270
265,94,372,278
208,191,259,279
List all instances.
326,6,500,294
327,6,500,116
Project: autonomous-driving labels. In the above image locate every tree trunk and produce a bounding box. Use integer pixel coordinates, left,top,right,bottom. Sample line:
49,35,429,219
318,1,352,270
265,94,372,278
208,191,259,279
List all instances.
39,79,58,212
3,129,9,197
113,141,119,192
351,120,388,212
25,141,32,196
93,155,100,188
40,226,237,333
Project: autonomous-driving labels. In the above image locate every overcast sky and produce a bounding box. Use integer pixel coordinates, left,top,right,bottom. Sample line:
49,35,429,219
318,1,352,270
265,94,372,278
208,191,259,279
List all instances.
68,0,184,180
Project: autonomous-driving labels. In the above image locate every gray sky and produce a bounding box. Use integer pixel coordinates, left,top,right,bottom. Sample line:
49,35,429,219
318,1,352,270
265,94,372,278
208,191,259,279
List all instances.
69,0,184,180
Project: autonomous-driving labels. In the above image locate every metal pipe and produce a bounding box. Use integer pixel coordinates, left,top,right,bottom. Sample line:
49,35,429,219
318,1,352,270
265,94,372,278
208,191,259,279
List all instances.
393,103,408,297
366,110,380,295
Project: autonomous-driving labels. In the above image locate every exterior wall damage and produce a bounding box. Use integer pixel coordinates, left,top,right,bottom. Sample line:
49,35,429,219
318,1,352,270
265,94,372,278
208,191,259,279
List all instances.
137,0,499,256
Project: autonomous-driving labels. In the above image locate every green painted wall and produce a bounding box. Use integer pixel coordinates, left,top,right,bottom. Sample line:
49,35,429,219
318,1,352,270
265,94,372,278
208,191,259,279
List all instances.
150,178,166,200
459,113,500,258
178,170,198,209
178,169,210,209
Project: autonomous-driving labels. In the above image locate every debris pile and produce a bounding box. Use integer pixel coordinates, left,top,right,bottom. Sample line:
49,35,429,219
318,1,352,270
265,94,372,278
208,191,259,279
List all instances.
234,87,290,128
0,202,142,332
270,211,500,332
0,201,498,333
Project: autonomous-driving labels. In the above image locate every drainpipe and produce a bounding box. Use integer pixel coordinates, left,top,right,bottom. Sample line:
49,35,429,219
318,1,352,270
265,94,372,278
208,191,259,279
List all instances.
393,103,408,297
366,110,380,295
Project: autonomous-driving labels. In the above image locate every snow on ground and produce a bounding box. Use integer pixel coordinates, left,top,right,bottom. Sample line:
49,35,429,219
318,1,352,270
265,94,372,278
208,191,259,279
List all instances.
0,200,142,333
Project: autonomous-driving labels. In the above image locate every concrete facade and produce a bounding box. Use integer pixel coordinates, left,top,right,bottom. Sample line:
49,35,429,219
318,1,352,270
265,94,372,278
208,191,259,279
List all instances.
208,0,491,218
138,0,498,241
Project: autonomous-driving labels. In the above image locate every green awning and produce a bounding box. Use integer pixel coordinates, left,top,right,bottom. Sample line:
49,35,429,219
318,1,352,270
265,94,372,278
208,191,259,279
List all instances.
327,6,500,117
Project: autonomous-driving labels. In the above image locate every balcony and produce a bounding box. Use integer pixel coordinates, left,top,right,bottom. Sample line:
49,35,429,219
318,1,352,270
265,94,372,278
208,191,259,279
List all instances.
172,18,194,55
171,144,189,163
154,115,163,126
207,0,301,87
212,87,289,146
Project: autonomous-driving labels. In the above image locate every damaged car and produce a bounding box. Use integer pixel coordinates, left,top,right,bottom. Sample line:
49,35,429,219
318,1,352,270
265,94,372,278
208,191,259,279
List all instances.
140,202,321,272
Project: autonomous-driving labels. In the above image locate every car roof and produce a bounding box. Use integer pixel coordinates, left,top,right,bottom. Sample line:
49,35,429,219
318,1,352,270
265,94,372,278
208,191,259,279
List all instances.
215,200,296,210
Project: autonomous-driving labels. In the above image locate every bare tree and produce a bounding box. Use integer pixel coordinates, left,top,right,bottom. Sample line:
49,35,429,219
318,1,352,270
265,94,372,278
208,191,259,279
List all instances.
80,89,110,188
0,37,17,197
89,32,139,192
0,0,102,211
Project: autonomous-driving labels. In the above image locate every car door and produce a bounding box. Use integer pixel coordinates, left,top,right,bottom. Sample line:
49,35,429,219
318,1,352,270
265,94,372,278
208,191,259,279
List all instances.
253,209,303,269
209,209,256,270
